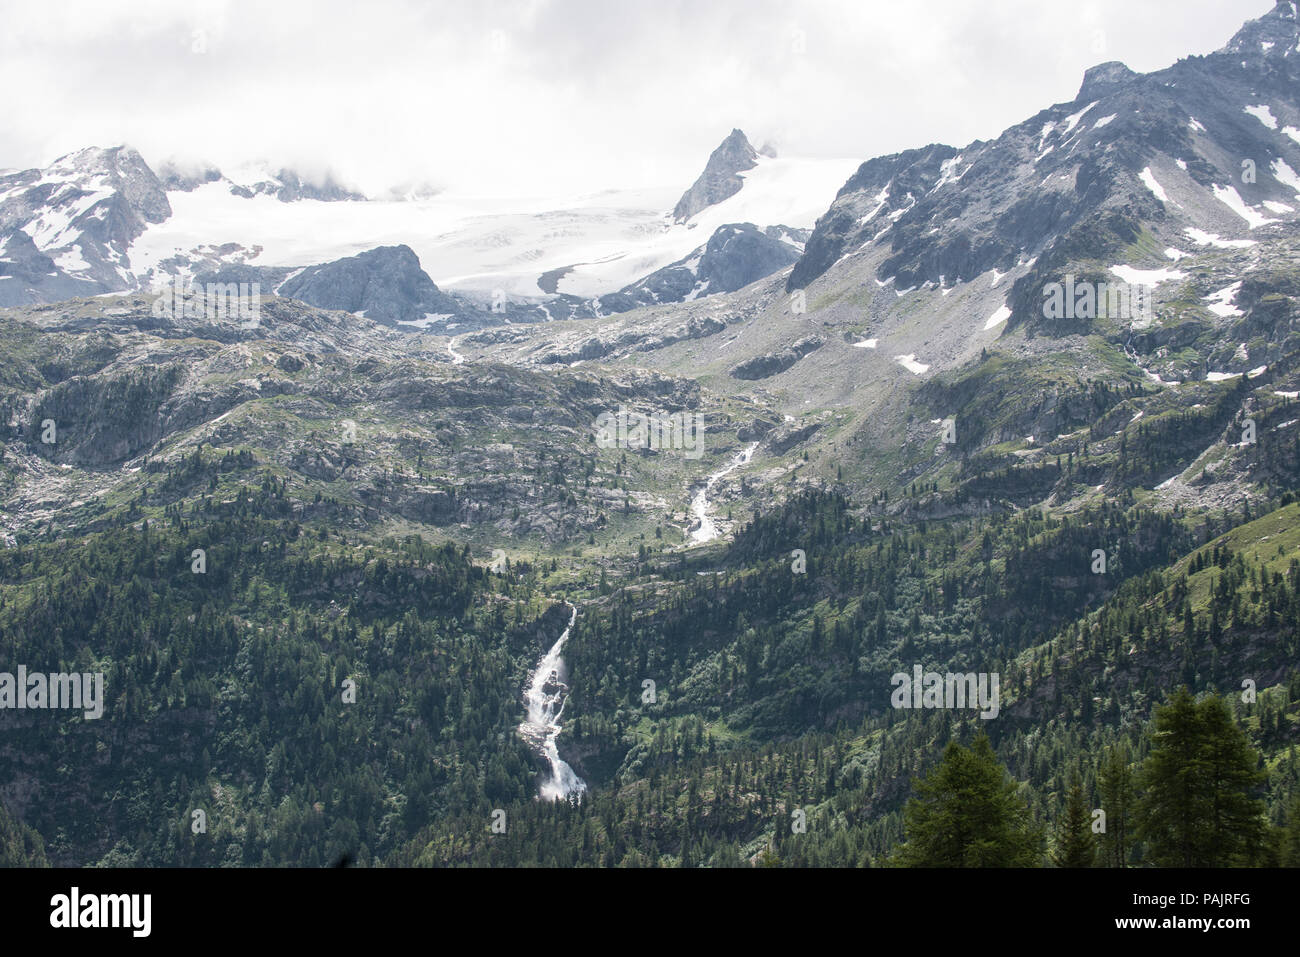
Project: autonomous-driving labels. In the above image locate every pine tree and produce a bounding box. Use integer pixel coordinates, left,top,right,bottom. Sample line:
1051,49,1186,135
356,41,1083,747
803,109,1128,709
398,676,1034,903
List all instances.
1136,688,1266,866
895,733,1042,867
0,800,48,867
1096,744,1134,867
1198,695,1267,864
1052,771,1095,867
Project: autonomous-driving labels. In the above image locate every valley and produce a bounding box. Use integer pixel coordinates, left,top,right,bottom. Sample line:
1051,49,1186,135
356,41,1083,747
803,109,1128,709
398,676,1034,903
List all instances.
2,1,1300,872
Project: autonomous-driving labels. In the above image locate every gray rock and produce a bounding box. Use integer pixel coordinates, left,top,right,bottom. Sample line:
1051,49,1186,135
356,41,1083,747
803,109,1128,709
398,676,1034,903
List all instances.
729,336,823,380
274,245,466,326
672,129,759,223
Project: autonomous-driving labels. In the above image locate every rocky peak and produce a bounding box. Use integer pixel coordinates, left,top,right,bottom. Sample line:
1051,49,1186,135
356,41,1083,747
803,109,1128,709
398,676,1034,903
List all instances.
274,244,464,326
1077,61,1137,100
1218,1,1300,57
672,128,760,223
44,145,171,226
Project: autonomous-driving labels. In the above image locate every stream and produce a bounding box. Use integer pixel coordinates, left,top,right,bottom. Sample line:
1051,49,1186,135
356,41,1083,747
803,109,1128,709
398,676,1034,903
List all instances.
447,335,466,365
688,442,759,545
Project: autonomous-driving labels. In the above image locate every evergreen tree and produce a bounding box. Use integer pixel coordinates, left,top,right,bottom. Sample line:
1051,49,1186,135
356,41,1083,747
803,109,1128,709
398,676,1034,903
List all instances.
895,733,1042,867
1052,772,1095,867
0,801,48,868
1096,744,1134,868
1136,688,1266,866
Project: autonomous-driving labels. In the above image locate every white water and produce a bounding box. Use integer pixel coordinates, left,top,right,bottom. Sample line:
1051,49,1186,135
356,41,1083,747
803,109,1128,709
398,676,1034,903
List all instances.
518,607,587,801
688,443,759,545
447,335,465,365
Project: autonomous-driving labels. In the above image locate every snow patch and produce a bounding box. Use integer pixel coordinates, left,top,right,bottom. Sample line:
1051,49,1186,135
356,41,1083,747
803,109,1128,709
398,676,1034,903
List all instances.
857,186,891,226
1272,158,1300,198
929,155,968,194
1109,264,1186,285
52,244,93,274
1203,281,1243,317
1245,104,1279,130
1212,184,1278,228
894,354,930,375
1063,101,1100,135
1184,228,1256,249
1139,167,1173,204
397,313,456,330
985,304,1011,330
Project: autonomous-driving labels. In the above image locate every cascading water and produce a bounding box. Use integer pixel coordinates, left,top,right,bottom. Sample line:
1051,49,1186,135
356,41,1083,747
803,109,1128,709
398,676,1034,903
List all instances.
447,335,466,365
518,607,587,801
689,442,759,545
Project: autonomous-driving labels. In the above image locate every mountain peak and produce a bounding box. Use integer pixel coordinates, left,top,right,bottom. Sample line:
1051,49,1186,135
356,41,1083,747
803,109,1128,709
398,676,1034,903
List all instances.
672,128,760,223
1218,1,1299,57
1077,61,1137,100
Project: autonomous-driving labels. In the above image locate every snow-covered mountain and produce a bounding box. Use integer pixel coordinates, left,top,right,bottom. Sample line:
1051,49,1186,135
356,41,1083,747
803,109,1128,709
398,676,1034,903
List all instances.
128,129,855,306
0,130,855,325
0,146,169,305
788,0,1300,316
156,159,365,203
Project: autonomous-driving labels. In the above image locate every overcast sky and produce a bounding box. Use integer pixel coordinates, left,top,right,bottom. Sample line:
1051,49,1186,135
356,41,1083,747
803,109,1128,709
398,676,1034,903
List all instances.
0,0,1267,196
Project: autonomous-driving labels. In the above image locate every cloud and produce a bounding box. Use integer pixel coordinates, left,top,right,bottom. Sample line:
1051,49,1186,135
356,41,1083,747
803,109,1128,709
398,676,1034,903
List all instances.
0,0,1263,195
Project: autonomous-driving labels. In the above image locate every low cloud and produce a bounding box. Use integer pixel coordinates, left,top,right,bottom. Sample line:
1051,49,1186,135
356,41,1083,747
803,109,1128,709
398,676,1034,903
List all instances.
0,0,1259,195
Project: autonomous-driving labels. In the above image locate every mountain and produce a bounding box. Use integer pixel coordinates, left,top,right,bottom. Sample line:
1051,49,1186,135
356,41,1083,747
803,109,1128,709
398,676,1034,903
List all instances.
672,128,762,222
789,0,1300,303
0,230,87,307
0,146,170,301
463,0,1300,522
596,223,807,312
0,137,851,320
2,3,1299,874
271,245,469,327
157,160,365,202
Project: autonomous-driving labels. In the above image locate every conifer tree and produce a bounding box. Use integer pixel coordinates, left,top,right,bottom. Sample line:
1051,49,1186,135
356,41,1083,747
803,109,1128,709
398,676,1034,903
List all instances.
1052,771,1095,867
1136,688,1266,866
895,732,1042,867
1096,744,1134,868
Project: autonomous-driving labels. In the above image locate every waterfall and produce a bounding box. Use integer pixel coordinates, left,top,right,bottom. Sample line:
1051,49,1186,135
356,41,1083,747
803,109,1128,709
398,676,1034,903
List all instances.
518,607,587,801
